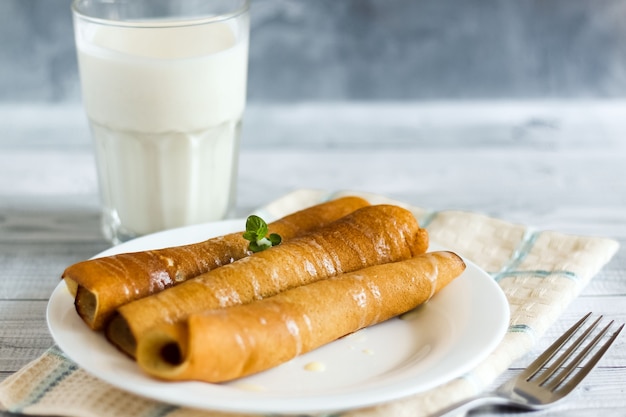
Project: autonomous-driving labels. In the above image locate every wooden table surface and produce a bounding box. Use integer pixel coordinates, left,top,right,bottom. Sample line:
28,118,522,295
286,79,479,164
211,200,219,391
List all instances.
1,102,625,416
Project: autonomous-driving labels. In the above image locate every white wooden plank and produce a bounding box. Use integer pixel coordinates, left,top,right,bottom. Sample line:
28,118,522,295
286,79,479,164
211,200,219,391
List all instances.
2,148,626,225
3,101,626,150
0,301,51,372
0,241,109,300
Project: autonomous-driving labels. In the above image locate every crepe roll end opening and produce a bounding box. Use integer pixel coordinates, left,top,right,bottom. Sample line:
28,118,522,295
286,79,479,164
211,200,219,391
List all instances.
106,314,138,358
136,323,189,380
63,277,78,297
74,285,99,330
160,342,184,366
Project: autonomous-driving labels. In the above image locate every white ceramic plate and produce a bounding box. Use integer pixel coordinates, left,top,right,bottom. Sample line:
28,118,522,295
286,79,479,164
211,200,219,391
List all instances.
47,219,510,415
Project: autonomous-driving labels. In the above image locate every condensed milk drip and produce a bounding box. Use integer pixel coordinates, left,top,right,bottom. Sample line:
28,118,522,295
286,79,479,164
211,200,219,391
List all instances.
304,361,326,372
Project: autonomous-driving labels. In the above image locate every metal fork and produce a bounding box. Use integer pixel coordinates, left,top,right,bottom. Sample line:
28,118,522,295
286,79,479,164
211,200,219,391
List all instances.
432,312,623,416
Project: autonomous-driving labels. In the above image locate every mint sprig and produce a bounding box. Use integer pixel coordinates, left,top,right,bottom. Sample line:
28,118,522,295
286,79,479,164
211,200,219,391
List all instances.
243,215,282,253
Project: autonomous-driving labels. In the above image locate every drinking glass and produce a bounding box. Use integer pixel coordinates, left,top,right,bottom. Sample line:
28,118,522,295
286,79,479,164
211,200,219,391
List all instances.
72,0,250,243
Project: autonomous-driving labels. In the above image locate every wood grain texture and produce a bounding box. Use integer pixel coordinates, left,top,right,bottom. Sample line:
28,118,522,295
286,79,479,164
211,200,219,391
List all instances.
0,301,52,374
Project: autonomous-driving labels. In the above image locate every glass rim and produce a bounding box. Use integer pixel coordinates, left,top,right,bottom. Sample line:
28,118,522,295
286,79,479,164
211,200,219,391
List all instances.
71,0,250,28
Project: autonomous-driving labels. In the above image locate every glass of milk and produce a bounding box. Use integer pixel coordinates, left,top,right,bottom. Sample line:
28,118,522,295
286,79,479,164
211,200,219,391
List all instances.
72,0,249,244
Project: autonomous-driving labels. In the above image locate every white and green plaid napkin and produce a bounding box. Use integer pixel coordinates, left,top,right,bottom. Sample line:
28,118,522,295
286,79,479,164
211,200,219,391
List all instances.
0,189,619,417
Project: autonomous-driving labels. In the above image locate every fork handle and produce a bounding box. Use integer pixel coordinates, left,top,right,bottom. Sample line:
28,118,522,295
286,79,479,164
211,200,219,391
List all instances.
429,393,511,416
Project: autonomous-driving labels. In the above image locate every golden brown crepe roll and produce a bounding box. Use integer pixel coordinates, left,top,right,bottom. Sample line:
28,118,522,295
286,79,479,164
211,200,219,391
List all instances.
136,251,464,382
107,204,429,357
63,196,370,330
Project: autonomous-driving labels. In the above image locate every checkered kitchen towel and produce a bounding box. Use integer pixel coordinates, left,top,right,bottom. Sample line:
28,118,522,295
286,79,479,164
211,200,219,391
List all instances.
0,189,619,417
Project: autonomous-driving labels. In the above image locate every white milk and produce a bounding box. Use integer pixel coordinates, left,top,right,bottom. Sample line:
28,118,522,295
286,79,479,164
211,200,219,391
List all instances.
75,20,248,240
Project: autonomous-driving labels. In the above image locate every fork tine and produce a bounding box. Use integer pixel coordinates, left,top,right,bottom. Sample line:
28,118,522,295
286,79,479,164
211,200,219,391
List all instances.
535,315,603,386
519,312,592,380
556,323,624,394
542,319,612,390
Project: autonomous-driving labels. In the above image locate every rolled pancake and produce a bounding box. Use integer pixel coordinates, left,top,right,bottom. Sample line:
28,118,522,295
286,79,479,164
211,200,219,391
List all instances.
136,251,465,382
107,204,429,357
63,196,370,330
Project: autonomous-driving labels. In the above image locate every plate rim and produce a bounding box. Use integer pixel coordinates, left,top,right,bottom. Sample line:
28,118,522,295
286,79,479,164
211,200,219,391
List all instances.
47,218,510,414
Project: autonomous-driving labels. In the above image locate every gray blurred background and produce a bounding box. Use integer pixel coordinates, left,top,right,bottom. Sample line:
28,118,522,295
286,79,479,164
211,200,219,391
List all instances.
2,0,626,105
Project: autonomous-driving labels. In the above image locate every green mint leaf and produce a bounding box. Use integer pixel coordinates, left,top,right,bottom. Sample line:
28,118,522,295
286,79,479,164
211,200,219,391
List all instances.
244,215,282,253
246,215,268,238
242,230,257,242
248,241,262,252
249,237,272,253
269,233,282,246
